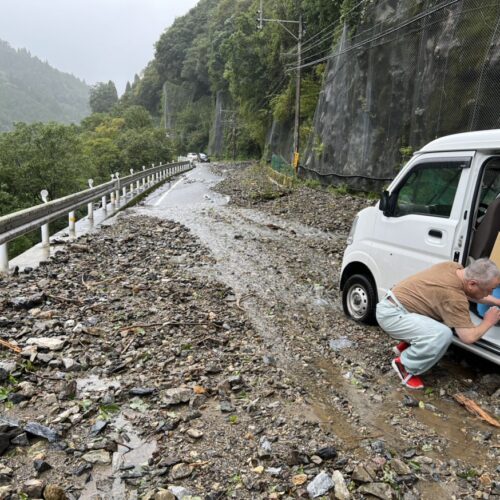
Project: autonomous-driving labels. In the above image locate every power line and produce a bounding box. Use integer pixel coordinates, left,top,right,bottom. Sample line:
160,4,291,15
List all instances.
286,0,462,72
285,0,369,56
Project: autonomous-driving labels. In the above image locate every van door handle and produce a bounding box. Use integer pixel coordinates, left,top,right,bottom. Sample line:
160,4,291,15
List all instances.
429,229,442,238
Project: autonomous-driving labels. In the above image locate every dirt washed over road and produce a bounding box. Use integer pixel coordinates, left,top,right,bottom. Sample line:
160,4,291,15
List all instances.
0,162,498,499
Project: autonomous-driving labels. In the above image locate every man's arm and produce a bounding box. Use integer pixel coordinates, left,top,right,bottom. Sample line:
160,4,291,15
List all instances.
472,294,500,306
455,307,500,344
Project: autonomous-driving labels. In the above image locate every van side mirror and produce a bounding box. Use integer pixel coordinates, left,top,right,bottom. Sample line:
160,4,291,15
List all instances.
379,190,394,217
379,190,389,212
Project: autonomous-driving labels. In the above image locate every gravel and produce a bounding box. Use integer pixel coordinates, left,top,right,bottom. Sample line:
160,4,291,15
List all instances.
0,162,497,499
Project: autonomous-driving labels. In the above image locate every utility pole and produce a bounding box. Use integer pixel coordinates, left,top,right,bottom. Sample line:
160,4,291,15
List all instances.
257,1,303,173
221,109,238,160
293,14,303,173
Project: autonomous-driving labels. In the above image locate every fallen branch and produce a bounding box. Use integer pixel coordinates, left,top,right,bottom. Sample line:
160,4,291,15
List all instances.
236,293,251,311
121,336,136,354
0,338,21,353
46,294,83,305
453,393,500,428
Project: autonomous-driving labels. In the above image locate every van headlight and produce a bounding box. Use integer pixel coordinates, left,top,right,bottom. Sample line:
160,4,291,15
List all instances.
346,216,358,245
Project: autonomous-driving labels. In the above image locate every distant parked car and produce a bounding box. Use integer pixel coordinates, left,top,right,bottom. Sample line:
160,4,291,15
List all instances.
199,152,210,163
187,152,198,163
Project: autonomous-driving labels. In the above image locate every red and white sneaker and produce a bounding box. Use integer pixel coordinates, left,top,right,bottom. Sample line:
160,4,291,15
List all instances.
391,357,424,390
392,341,410,356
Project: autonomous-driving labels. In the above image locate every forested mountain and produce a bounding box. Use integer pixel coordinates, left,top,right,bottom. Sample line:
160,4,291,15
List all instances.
121,0,343,157
0,40,90,131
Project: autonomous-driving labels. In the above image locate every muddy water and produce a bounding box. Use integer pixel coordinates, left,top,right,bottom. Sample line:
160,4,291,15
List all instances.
135,165,499,484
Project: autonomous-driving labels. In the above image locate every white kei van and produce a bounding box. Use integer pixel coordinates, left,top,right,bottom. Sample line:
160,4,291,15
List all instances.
340,130,500,365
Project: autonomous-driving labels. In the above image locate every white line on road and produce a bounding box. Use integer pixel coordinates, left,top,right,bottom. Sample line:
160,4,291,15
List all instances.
154,170,196,207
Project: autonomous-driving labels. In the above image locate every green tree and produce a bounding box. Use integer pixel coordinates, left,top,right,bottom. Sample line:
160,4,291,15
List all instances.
0,122,88,205
89,81,119,113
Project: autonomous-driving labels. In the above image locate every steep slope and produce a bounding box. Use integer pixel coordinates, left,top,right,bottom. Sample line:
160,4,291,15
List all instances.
0,40,90,131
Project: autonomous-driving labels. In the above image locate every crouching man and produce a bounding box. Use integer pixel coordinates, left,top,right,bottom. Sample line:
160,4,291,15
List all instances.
376,258,500,389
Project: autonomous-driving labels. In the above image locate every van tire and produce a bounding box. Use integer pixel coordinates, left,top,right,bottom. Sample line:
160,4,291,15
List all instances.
342,274,377,325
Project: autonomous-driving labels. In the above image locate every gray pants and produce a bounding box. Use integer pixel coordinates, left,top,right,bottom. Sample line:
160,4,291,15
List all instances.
376,292,453,375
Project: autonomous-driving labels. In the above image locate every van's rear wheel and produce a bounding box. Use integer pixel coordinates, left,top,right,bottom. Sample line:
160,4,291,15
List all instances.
342,274,377,325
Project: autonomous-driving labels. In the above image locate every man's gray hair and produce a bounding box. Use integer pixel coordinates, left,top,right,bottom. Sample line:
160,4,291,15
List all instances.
465,258,500,284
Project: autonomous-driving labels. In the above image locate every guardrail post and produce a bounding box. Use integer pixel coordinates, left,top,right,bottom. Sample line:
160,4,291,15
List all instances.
40,190,50,248
41,224,50,247
102,195,107,214
87,180,94,221
0,244,8,274
142,166,146,188
69,211,76,238
129,170,135,196
115,173,121,205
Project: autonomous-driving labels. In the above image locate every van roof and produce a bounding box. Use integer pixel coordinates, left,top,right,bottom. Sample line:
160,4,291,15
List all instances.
418,129,500,153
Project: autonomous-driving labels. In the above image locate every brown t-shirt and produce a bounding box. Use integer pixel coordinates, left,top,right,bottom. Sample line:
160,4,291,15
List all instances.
392,262,474,328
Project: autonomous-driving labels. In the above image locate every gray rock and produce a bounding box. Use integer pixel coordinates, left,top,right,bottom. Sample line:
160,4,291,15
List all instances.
258,436,272,458
186,428,203,439
17,381,37,398
168,485,192,499
307,471,334,498
22,479,45,498
170,463,193,480
82,449,111,464
25,422,60,442
357,482,394,500
0,362,16,374
8,293,45,309
62,358,77,370
163,387,191,405
0,485,14,499
34,459,52,474
91,420,108,435
332,470,350,500
219,400,234,412
154,490,176,500
352,464,374,483
11,433,29,446
129,387,156,396
37,352,55,363
0,466,12,477
26,337,67,351
371,440,386,454
316,446,337,460
391,458,411,475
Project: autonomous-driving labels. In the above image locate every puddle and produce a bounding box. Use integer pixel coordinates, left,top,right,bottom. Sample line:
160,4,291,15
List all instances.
328,337,354,351
79,413,157,500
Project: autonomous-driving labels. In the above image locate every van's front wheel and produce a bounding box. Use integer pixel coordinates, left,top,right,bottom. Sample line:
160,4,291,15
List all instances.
342,274,377,325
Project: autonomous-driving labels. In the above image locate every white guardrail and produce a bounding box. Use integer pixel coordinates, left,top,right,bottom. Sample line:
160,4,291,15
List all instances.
0,160,192,273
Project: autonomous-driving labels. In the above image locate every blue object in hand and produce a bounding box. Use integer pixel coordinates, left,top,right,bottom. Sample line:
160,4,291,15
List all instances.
477,286,500,317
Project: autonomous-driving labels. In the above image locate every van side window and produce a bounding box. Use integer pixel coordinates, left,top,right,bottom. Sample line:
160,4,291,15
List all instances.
394,162,463,218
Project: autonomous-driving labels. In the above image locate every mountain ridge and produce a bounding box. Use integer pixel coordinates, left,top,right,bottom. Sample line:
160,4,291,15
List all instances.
0,39,90,131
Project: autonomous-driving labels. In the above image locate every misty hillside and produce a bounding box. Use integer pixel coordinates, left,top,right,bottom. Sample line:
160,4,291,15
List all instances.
0,40,90,131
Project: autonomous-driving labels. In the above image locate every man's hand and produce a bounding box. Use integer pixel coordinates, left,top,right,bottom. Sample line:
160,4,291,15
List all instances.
456,306,500,344
484,306,500,327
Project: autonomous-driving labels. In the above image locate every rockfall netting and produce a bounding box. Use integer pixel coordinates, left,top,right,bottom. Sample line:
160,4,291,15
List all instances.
301,0,500,191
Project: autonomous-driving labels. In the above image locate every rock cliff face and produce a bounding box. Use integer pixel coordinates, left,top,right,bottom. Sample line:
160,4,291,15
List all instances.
301,0,500,191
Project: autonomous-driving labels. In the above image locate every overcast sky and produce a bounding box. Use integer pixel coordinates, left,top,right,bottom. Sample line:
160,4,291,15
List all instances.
0,0,199,94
